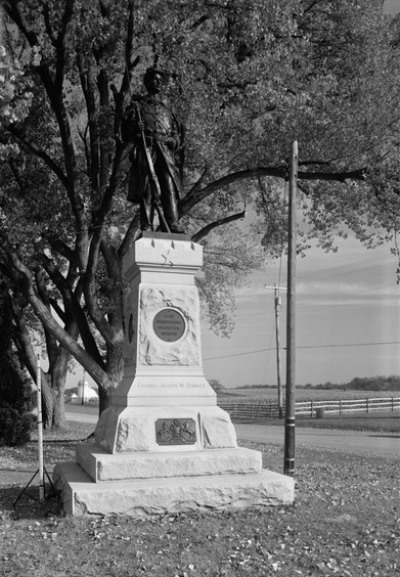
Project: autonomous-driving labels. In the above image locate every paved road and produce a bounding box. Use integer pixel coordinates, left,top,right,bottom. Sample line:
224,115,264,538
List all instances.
67,406,98,423
66,409,400,460
235,424,400,460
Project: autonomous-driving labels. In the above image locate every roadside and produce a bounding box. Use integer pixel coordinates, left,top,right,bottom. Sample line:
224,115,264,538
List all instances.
65,406,400,460
2,408,398,489
234,423,400,460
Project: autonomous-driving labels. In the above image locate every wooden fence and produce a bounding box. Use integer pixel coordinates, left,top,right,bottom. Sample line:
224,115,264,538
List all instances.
218,396,400,421
218,400,282,420
295,396,400,418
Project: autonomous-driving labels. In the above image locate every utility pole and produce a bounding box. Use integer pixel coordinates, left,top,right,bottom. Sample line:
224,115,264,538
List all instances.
284,140,298,476
265,284,286,418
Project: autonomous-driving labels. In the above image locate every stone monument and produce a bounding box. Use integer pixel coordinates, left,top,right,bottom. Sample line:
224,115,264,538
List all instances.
53,233,294,516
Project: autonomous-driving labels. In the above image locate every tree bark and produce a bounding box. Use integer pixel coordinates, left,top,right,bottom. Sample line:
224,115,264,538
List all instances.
98,384,111,415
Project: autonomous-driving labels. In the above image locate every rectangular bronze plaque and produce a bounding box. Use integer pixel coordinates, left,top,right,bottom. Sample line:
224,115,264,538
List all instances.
155,418,196,446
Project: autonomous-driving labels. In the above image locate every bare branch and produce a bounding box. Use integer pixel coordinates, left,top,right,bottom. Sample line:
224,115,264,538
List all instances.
119,213,141,257
39,253,105,368
192,210,246,242
42,2,57,46
7,126,68,188
180,165,367,215
3,245,109,385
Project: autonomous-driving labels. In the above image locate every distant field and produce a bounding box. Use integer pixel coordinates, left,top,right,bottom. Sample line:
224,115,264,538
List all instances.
256,412,400,433
219,388,400,402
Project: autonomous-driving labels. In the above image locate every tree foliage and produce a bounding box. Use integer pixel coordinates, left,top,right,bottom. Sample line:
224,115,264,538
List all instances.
0,0,399,416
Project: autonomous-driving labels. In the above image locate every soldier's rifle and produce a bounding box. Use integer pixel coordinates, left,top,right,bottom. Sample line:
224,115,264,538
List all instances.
135,104,171,233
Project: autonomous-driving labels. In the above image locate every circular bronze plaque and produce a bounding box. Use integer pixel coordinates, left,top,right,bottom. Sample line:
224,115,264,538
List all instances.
153,308,186,342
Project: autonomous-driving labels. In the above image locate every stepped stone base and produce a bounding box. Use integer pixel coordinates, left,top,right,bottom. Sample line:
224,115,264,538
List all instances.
76,446,262,482
53,459,295,517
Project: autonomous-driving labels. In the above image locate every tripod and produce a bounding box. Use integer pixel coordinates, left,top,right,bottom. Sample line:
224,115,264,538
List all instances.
13,466,55,506
13,355,56,507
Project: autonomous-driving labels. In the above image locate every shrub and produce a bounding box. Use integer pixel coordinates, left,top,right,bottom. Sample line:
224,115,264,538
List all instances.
0,403,33,446
0,280,35,446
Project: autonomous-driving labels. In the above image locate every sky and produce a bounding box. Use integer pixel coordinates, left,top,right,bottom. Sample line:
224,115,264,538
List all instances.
384,0,400,15
201,233,400,388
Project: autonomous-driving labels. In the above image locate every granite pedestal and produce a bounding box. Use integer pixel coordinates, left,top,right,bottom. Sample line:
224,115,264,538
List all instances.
53,233,294,516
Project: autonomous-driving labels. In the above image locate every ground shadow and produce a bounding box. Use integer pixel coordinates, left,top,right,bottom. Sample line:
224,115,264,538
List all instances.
0,483,62,520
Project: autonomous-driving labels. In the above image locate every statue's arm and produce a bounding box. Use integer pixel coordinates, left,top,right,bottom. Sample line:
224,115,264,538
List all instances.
168,109,181,151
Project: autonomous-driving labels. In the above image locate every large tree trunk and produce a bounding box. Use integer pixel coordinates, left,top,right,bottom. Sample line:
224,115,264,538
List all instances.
40,372,54,429
50,370,68,429
52,390,67,429
98,384,112,416
48,347,70,429
96,341,124,416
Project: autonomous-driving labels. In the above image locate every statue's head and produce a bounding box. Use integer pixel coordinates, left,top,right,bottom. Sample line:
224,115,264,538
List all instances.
143,67,166,94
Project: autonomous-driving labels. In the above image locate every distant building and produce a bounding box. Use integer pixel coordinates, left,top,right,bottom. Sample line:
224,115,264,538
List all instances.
77,380,98,403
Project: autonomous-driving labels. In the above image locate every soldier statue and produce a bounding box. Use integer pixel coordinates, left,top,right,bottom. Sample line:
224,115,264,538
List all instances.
123,67,184,233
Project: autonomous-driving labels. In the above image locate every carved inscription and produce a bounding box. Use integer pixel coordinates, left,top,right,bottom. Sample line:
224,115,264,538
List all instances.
155,418,196,446
153,308,186,342
136,382,206,389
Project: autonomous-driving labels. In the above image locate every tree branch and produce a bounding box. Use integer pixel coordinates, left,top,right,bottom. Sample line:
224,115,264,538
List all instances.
8,290,54,427
119,212,141,256
4,0,89,271
35,268,59,363
180,165,367,215
191,210,246,242
6,127,68,188
38,254,105,368
53,0,75,94
4,248,111,388
100,237,123,328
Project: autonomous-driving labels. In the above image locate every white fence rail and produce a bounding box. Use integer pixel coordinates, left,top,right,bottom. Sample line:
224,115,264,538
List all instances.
218,400,281,420
218,397,400,420
296,396,400,418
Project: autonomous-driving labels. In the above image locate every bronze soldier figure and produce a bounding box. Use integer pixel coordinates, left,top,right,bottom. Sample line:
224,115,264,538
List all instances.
124,68,184,233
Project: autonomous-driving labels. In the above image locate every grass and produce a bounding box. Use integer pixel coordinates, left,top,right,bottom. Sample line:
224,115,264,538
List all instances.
231,412,400,434
0,423,399,576
295,412,400,433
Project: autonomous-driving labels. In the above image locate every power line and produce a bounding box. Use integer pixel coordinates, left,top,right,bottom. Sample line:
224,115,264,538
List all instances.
203,340,400,361
296,341,400,350
204,347,279,361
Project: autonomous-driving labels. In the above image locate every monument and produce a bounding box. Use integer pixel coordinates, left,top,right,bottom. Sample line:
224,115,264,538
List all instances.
53,232,294,516
53,67,294,515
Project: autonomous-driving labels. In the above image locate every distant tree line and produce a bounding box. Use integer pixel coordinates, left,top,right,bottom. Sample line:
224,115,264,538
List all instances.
235,376,400,392
314,375,400,391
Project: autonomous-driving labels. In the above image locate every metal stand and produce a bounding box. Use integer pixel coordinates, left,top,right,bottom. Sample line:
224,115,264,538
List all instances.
13,355,55,507
12,466,55,507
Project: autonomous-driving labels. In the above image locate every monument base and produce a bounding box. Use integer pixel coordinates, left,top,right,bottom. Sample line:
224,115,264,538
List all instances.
94,404,237,453
53,454,294,517
53,236,295,515
76,446,261,482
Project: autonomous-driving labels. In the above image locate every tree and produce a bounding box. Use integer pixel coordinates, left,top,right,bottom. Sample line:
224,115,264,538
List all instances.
209,379,224,394
0,280,35,446
0,0,399,423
